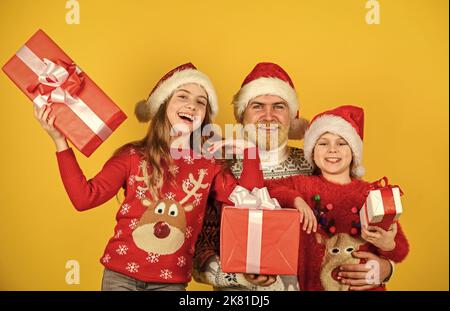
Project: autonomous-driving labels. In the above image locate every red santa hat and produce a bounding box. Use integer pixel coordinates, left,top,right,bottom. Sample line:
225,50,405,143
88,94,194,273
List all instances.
135,63,218,122
303,105,365,177
233,62,308,139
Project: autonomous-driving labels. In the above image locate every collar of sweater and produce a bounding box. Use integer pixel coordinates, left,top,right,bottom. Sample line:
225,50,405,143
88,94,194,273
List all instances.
259,141,290,168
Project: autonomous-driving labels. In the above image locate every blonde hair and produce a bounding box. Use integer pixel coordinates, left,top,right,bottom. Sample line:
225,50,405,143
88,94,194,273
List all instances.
115,94,214,200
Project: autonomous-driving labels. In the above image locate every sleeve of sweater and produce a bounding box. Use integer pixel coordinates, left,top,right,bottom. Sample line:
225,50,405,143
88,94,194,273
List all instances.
212,147,264,205
264,175,309,209
56,148,129,211
377,222,410,263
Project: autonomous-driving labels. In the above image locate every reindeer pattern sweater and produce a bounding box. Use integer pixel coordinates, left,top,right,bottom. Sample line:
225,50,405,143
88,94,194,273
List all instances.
56,147,260,283
266,175,409,291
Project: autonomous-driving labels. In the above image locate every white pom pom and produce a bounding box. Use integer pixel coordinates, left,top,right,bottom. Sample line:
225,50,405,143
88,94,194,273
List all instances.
288,117,309,140
353,165,365,177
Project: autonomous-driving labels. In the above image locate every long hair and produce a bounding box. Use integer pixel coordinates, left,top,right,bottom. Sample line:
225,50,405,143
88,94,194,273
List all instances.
115,94,214,200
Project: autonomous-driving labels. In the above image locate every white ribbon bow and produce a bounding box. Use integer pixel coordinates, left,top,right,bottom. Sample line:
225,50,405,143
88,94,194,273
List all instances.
228,185,280,210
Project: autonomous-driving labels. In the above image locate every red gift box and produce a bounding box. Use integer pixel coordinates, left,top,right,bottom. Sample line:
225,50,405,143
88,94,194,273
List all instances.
2,29,127,157
359,177,403,231
220,206,300,275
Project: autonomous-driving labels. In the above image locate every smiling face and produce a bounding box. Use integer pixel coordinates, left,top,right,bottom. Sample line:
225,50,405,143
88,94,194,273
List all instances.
241,95,290,150
166,83,208,134
313,132,353,178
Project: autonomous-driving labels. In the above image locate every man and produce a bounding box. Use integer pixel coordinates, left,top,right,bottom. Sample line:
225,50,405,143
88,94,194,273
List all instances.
193,62,394,291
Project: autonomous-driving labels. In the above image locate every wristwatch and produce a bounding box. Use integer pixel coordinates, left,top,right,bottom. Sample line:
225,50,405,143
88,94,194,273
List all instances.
381,259,395,284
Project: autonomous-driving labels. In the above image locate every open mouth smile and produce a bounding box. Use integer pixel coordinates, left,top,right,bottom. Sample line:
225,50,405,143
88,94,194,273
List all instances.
178,112,195,123
325,157,341,163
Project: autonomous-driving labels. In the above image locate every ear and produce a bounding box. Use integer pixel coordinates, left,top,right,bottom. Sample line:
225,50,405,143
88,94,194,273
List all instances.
184,203,194,212
315,232,325,245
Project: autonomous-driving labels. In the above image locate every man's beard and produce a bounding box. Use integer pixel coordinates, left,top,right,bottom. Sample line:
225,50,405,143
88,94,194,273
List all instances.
244,122,288,151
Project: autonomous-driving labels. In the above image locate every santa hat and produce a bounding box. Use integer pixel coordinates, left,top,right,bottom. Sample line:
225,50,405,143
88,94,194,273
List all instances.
135,63,218,122
233,62,308,139
303,105,365,177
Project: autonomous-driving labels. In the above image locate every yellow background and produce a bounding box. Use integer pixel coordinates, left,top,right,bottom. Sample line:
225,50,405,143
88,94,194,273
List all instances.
0,0,447,291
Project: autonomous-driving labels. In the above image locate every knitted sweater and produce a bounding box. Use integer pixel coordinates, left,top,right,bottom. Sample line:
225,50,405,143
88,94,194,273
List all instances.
193,147,313,290
56,147,260,283
266,175,410,291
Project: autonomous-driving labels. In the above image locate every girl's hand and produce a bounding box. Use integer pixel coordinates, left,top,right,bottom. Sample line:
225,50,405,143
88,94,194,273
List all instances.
361,223,397,251
206,138,255,156
293,196,317,234
33,104,69,151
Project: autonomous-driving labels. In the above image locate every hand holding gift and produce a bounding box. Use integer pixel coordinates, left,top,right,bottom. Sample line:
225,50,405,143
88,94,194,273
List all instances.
361,223,398,252
3,29,127,157
33,104,68,152
221,186,300,276
359,177,403,231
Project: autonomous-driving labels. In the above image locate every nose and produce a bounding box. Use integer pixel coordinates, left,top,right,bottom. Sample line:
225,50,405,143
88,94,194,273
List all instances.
153,221,170,239
185,99,197,111
263,105,275,121
327,143,338,153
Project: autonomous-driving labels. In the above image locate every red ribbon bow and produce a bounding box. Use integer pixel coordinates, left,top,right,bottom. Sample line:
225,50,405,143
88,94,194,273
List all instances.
26,58,84,104
369,176,404,196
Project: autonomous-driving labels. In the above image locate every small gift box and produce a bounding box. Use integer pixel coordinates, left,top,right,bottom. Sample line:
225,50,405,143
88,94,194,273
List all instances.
360,177,403,231
2,29,127,157
220,186,300,275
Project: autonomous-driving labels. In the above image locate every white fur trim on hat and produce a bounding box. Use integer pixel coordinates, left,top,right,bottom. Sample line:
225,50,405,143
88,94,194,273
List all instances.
233,77,298,120
303,115,365,177
147,68,218,118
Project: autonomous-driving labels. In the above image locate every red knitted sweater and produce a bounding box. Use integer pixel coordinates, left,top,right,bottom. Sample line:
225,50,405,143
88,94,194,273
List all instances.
56,147,261,283
266,175,409,291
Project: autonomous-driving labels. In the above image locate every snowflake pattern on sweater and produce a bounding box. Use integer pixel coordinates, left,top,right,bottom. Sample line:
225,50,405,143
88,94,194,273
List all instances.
56,147,260,283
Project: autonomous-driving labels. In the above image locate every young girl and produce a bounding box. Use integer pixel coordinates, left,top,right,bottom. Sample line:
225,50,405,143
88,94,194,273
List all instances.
34,63,260,291
265,105,410,291
212,105,409,291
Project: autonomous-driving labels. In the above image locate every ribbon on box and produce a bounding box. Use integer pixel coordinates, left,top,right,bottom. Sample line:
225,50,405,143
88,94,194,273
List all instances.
16,45,113,141
228,186,281,274
368,177,404,195
364,177,404,229
228,185,281,210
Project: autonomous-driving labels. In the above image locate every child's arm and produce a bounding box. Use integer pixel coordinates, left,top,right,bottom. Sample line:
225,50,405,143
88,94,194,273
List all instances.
211,146,264,204
57,148,129,211
265,177,307,209
34,104,129,211
265,178,317,233
361,222,410,262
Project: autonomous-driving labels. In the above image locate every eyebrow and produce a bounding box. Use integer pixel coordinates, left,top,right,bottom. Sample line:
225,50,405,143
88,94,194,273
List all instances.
176,89,208,101
250,101,287,106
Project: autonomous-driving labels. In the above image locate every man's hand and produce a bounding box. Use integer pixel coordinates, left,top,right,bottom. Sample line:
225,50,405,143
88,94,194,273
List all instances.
243,274,277,287
338,251,392,291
